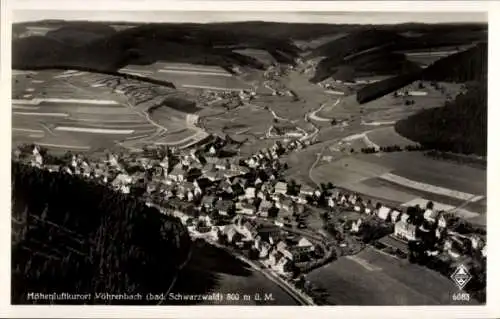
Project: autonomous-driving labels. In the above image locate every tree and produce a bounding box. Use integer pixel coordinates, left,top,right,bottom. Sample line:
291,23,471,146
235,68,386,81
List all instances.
426,201,434,210
218,233,228,245
11,162,191,304
268,207,279,219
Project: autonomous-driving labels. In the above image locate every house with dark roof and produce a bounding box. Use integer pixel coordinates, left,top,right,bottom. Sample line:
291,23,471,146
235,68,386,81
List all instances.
194,177,212,190
215,199,235,216
256,225,282,245
236,201,256,215
240,220,259,240
201,195,216,211
258,199,274,215
205,170,224,182
219,179,233,194
168,163,187,182
254,239,272,258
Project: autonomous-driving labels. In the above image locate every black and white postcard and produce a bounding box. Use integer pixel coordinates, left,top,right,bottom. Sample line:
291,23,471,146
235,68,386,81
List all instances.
1,1,499,318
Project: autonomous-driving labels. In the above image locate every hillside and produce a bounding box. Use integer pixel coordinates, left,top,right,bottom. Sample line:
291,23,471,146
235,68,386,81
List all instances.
12,22,302,72
11,162,192,304
421,42,487,82
45,23,117,46
395,82,487,156
314,49,421,82
308,25,486,83
356,42,487,104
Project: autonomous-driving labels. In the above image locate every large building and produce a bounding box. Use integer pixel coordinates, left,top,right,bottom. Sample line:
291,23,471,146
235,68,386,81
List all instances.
394,220,417,242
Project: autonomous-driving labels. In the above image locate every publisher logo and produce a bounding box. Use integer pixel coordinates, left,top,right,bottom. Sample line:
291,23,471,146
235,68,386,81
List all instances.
451,264,472,290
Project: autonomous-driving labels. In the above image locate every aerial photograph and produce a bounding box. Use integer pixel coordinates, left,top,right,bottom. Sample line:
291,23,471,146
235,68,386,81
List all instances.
11,10,487,306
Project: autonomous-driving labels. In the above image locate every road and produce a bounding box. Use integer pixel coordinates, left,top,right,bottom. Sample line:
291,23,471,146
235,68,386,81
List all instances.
308,98,340,122
151,204,313,305
207,239,315,305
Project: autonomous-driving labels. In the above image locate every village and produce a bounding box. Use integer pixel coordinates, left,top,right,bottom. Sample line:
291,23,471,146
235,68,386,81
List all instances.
13,130,487,301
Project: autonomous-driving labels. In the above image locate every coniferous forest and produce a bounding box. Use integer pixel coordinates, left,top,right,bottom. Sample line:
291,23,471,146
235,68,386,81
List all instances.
11,162,192,304
395,82,487,156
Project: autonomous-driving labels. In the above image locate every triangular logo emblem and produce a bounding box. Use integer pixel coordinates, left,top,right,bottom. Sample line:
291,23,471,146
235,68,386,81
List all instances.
451,264,472,290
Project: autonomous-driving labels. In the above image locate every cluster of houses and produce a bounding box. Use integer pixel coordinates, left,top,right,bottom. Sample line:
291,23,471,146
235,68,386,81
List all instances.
17,122,486,276
214,216,317,275
17,133,310,224
197,89,257,108
323,189,488,262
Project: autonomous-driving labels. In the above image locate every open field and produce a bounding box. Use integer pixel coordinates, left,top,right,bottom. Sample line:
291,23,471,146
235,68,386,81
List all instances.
398,45,475,67
355,82,463,123
312,156,391,186
361,177,484,211
234,49,277,66
307,246,476,305
294,33,347,51
316,94,360,120
12,70,206,151
365,126,418,147
360,152,486,195
204,104,273,138
309,149,486,224
120,62,252,91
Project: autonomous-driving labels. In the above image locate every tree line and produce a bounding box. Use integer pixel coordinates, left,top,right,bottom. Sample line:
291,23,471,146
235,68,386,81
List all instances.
395,82,486,156
11,162,191,304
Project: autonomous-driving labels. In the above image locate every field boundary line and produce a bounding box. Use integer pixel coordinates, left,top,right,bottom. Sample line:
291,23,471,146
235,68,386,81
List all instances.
379,173,482,201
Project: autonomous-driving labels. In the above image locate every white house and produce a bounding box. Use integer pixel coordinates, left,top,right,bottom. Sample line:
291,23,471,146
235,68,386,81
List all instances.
470,235,485,251
390,210,402,224
300,185,314,196
394,220,417,241
237,202,256,215
274,182,288,195
245,187,256,199
168,164,187,182
328,197,336,208
400,212,410,224
377,206,391,221
424,209,439,224
438,214,448,229
351,218,363,234
297,237,314,252
408,91,428,96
